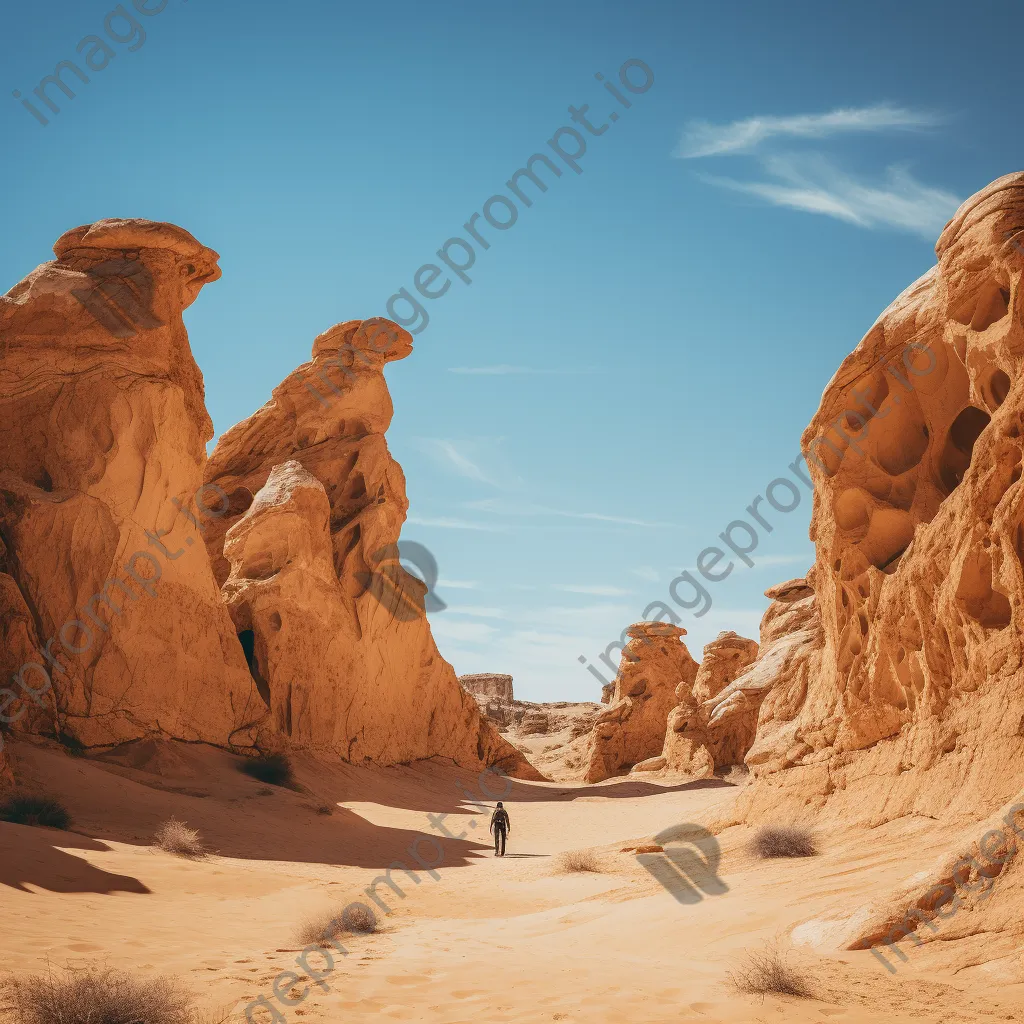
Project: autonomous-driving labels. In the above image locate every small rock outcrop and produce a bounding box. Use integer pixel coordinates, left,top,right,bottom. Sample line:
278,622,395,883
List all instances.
584,622,698,783
460,673,514,701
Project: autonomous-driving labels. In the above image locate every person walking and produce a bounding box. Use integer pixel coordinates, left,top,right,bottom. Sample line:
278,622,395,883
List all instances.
489,801,511,857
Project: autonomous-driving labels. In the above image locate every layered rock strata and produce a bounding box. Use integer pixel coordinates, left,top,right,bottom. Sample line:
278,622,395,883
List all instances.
459,673,514,701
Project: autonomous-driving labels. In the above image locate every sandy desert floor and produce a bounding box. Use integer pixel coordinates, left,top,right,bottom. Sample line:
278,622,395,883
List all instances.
2,740,1023,1024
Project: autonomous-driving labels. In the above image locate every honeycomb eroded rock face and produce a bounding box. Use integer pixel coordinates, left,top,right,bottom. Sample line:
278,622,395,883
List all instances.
740,173,1024,824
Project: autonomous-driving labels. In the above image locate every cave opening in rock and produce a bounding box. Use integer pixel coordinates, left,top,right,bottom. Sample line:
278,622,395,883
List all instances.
238,629,271,707
938,406,991,494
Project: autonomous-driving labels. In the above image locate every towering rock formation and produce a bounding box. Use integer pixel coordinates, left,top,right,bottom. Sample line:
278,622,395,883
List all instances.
0,218,538,780
0,219,265,752
705,577,820,774
660,630,759,778
740,172,1024,827
203,318,538,775
584,622,697,783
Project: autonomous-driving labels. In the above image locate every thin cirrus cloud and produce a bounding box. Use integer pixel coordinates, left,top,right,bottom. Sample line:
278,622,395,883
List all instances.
675,103,960,238
465,497,674,528
551,584,634,597
674,103,941,158
444,605,506,618
406,515,507,532
700,155,961,238
448,365,603,375
414,438,522,489
630,566,660,583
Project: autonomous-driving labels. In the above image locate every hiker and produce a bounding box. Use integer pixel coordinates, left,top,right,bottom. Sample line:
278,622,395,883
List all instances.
489,801,511,857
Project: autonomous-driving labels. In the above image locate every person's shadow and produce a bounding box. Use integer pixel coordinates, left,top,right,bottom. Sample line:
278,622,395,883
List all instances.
636,823,729,905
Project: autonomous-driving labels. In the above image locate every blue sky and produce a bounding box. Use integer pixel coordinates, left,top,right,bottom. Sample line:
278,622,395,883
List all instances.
3,0,1022,701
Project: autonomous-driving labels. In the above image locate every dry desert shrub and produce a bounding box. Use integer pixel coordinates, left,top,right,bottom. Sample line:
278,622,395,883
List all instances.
153,817,207,859
727,943,812,998
296,903,378,947
554,848,603,873
0,966,205,1024
751,825,818,859
0,794,71,830
315,804,334,815
239,752,295,788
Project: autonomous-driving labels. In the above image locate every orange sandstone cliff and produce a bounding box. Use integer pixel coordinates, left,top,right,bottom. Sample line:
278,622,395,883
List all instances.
736,173,1024,826
0,220,265,752
0,219,538,781
202,317,538,776
584,622,698,783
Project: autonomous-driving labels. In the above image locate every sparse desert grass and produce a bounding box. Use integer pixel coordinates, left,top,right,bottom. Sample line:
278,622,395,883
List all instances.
750,825,818,859
553,848,602,873
296,904,378,947
727,943,812,998
315,804,334,815
153,817,207,859
0,794,71,830
239,752,295,788
0,966,205,1023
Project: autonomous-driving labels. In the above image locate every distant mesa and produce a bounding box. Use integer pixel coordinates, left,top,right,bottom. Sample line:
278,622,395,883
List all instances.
459,673,514,702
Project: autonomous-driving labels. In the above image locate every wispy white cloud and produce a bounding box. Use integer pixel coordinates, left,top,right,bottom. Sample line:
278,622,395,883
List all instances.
630,566,660,583
465,498,673,529
437,579,480,589
752,553,813,569
700,155,961,238
419,439,492,483
552,584,634,597
448,365,602,375
675,104,941,159
430,619,499,644
413,438,522,489
444,605,505,618
406,515,506,532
